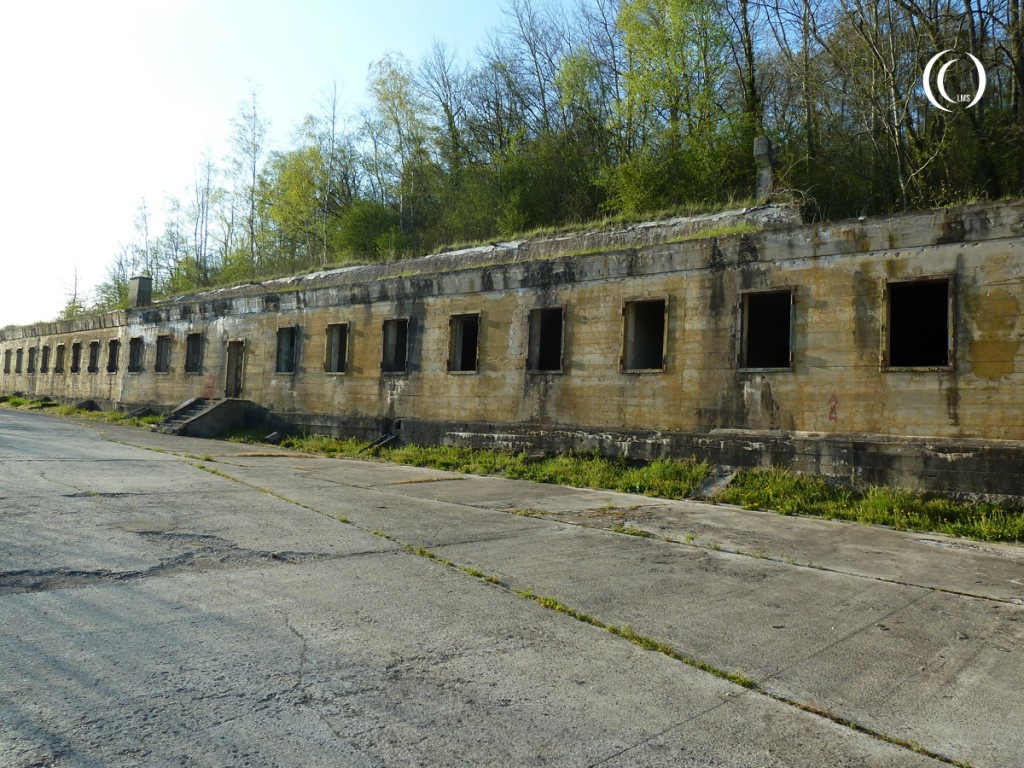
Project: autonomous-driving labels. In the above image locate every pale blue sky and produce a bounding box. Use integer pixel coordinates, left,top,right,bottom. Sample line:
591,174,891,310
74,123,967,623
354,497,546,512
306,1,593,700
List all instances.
0,0,517,327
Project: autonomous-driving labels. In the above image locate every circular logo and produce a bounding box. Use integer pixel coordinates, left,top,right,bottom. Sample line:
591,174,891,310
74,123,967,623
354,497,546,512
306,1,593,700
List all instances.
923,50,987,111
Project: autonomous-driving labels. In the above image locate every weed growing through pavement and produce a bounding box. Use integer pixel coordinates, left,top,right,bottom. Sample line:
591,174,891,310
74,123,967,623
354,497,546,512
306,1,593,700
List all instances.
610,525,654,538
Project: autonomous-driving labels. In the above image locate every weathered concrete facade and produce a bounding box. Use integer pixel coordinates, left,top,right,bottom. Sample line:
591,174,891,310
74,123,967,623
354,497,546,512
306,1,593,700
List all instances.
3,202,1023,498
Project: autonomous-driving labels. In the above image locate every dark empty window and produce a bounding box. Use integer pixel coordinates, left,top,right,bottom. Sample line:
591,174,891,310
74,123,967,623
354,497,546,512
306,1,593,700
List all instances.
107,340,120,373
448,314,480,373
40,346,50,374
15,349,23,374
325,323,349,373
276,327,297,373
528,307,564,372
742,289,794,369
71,343,82,373
887,278,953,368
88,341,100,373
54,345,65,374
27,347,36,374
3,349,10,374
622,299,667,371
185,333,202,373
155,335,170,373
128,337,143,373
381,318,409,373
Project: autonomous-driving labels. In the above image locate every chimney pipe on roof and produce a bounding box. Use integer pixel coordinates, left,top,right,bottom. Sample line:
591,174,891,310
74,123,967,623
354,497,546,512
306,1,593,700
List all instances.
129,276,152,308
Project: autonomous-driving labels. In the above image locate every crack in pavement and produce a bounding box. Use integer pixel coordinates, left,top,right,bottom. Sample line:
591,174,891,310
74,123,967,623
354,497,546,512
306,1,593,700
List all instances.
0,532,390,595
83,432,997,766
211,464,1022,605
587,691,749,767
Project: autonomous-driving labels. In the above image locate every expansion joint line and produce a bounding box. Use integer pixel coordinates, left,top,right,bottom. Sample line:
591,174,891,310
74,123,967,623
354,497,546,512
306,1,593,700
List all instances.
180,458,970,768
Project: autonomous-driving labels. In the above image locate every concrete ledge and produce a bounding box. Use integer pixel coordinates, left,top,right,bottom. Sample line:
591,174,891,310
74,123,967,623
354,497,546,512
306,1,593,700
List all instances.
367,417,1024,502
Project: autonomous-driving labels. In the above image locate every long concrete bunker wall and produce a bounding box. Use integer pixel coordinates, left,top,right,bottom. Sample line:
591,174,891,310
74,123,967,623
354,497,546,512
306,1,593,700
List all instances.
3,201,1023,499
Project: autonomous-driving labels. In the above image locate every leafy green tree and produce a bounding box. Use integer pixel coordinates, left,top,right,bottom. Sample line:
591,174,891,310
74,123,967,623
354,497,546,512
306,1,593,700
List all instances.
225,91,269,278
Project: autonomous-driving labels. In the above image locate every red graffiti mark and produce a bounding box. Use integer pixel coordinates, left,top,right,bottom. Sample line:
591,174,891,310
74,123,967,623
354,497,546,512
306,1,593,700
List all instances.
827,394,839,422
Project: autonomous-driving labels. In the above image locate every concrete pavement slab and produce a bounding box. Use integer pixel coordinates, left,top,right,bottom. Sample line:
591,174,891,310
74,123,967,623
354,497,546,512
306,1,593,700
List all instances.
2,549,942,768
9,410,1023,766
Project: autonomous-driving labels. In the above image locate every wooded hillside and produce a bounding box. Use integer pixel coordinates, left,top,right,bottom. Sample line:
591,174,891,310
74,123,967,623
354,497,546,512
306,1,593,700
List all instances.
81,0,1024,314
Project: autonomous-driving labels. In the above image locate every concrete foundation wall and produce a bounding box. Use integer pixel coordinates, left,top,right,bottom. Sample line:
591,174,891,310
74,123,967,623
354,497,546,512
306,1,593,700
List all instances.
3,201,1023,497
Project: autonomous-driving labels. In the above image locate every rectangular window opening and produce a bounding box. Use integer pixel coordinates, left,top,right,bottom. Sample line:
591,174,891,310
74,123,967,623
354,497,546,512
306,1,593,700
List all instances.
107,340,120,373
128,337,143,373
185,333,203,373
742,289,794,369
155,335,171,373
325,323,349,373
87,341,100,373
381,318,409,373
14,349,23,374
886,278,953,369
40,346,50,374
27,347,36,374
448,313,480,373
71,343,82,374
622,299,667,372
528,307,564,373
3,349,11,374
54,345,65,374
276,327,297,373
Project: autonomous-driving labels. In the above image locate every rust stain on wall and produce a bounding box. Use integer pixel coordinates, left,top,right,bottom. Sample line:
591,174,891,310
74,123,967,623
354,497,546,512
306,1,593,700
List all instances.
967,289,1020,380
2,200,1024,456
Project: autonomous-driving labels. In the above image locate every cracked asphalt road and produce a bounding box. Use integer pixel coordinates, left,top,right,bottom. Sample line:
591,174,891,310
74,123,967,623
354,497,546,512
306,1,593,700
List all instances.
1,408,1021,767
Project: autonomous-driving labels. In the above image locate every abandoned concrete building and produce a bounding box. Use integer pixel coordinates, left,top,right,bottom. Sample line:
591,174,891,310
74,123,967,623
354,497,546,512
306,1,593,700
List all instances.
2,200,1023,499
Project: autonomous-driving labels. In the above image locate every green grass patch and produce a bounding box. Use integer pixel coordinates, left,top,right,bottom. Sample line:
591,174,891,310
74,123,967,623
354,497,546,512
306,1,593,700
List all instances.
665,221,760,243
222,426,275,444
437,197,766,251
719,468,1024,544
1,398,161,427
280,434,368,456
58,407,164,428
279,435,711,500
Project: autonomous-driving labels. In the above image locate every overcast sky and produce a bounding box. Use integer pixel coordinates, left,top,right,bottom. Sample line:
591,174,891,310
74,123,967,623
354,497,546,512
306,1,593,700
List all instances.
0,0,514,328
